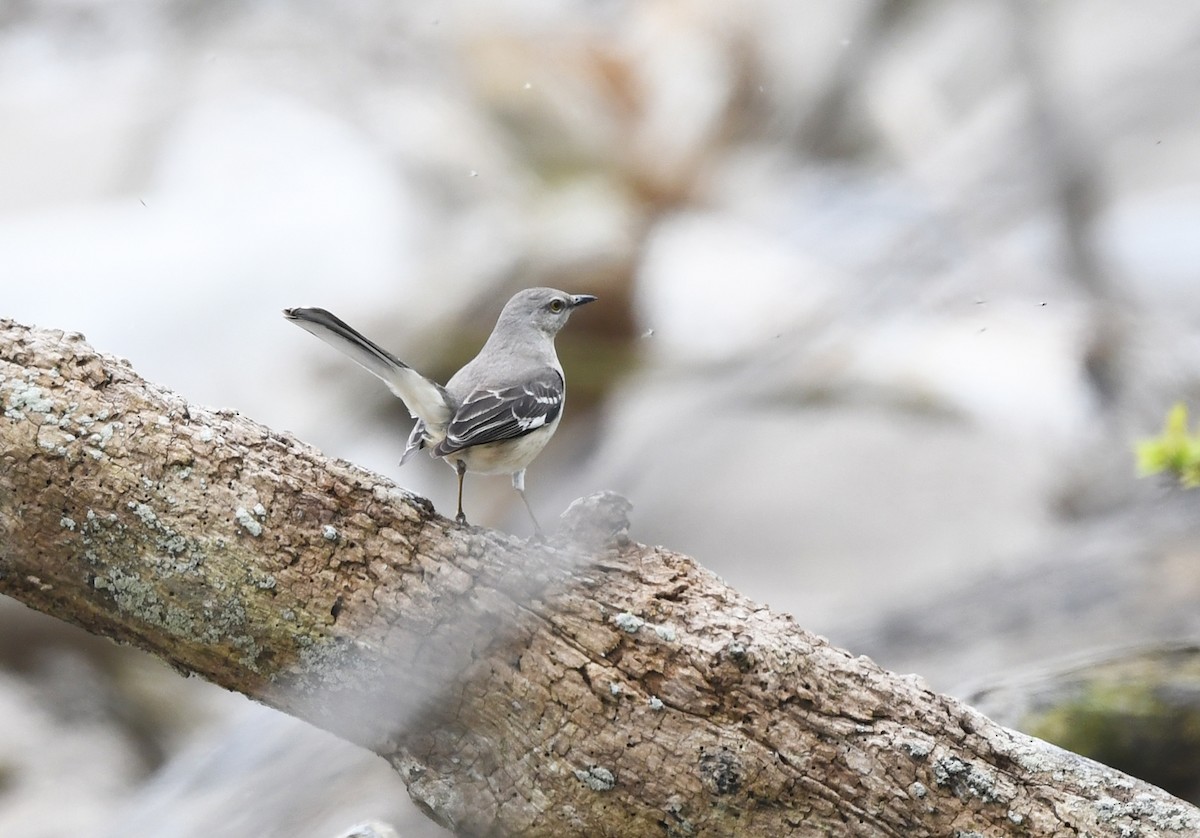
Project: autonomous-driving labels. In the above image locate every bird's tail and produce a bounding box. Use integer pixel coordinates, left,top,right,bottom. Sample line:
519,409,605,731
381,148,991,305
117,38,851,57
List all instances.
283,307,453,427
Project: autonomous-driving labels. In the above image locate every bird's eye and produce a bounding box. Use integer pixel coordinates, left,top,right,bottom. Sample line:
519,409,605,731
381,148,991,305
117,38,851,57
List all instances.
549,298,565,313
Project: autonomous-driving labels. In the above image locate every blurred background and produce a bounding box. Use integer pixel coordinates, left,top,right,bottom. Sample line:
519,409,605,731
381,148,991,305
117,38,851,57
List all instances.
5,0,1200,834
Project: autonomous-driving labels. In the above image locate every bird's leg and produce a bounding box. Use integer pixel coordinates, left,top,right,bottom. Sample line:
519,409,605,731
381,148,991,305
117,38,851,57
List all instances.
455,460,468,525
511,469,542,536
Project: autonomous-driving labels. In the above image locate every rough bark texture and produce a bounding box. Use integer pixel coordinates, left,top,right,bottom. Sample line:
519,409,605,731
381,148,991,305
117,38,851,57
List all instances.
1,317,1197,837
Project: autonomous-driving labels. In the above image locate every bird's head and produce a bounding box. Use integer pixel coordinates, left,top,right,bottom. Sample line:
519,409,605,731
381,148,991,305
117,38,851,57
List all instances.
504,287,597,336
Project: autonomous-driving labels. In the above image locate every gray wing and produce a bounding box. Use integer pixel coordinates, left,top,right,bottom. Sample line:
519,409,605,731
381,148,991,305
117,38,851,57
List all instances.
433,369,564,457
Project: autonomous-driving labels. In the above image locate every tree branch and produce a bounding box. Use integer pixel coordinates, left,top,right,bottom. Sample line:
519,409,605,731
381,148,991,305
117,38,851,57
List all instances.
1,318,1196,836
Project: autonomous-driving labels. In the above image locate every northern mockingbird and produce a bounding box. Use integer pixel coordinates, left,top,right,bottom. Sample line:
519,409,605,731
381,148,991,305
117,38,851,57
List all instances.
283,287,596,531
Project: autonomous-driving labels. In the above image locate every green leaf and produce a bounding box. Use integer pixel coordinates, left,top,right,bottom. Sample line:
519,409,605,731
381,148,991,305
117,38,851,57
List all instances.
1135,403,1200,486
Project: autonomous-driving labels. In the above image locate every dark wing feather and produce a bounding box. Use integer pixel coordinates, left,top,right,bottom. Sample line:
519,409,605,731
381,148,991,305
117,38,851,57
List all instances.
433,370,564,457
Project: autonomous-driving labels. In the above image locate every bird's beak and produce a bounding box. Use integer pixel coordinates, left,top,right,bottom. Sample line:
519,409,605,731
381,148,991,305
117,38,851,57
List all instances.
570,294,598,308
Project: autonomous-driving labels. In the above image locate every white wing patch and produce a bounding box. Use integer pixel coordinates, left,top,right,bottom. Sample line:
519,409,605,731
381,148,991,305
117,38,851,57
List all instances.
433,370,564,457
